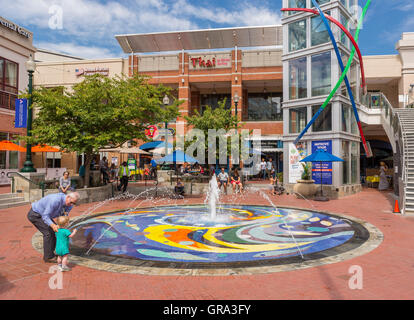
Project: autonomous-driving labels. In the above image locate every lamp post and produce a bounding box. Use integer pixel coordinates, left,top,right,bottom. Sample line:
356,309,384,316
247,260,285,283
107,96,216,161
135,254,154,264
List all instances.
163,94,170,158
21,54,36,173
233,92,240,130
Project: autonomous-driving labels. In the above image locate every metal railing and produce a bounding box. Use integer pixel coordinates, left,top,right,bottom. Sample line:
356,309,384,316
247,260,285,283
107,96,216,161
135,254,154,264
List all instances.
0,90,17,111
7,171,45,198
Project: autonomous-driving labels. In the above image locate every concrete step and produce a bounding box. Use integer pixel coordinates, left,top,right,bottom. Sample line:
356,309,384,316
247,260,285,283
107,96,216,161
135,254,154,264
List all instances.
0,197,25,205
0,193,23,200
0,201,29,210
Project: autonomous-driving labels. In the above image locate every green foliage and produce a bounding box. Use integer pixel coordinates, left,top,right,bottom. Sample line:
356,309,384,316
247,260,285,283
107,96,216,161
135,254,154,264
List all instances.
183,98,245,161
301,163,312,180
19,74,180,186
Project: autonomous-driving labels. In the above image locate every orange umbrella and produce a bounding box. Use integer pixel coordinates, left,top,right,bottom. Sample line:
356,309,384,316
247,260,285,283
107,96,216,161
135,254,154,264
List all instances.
0,140,26,152
32,145,60,152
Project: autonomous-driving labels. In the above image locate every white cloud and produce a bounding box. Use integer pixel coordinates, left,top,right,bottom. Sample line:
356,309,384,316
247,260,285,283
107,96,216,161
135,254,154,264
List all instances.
36,41,120,59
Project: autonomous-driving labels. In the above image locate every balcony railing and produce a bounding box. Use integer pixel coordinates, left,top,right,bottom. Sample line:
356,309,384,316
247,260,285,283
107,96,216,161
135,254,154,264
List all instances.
0,90,17,111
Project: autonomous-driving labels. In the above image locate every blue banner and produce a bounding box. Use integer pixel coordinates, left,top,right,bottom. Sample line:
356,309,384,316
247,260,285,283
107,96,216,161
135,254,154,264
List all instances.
14,98,27,128
312,140,332,185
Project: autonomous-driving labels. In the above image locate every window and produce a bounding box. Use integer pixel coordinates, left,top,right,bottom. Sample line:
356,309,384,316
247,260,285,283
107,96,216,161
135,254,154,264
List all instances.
289,19,307,52
311,51,331,96
314,0,330,5
341,104,351,132
339,12,349,46
311,12,330,46
0,132,19,169
351,141,359,183
312,104,332,132
200,94,231,114
340,0,347,8
342,140,350,184
0,57,18,94
289,57,307,100
247,93,282,121
288,0,306,16
289,107,307,133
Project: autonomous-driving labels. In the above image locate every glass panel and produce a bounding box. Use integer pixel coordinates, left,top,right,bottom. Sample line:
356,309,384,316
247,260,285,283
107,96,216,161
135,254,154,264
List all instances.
289,107,307,133
0,132,8,169
8,151,18,169
351,141,359,184
288,0,306,16
312,104,332,132
200,94,231,114
247,93,282,121
311,12,330,46
5,60,17,88
340,0,347,8
341,104,351,132
0,59,3,86
311,51,331,96
351,111,358,134
342,141,349,184
289,57,307,99
339,13,348,46
289,19,307,52
316,0,330,4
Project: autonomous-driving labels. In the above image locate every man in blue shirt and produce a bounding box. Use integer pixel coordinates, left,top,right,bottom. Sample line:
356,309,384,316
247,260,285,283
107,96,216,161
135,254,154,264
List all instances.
27,192,80,263
150,158,158,180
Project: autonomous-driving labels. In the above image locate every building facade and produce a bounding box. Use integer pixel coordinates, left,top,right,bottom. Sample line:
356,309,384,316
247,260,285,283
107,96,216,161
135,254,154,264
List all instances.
0,16,35,170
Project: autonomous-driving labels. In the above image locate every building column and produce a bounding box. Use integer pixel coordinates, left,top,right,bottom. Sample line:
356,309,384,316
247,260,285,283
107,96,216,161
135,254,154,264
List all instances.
231,49,243,122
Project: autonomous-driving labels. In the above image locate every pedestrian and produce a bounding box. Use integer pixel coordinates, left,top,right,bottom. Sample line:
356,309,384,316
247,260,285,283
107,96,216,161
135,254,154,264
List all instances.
150,158,158,180
378,161,389,191
266,158,273,181
260,158,267,180
78,164,85,188
55,216,77,272
27,192,80,263
217,167,229,194
99,156,109,185
118,161,130,193
58,171,73,193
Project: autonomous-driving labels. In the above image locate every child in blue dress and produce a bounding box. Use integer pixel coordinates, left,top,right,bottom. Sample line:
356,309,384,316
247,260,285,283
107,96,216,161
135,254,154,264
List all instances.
55,216,77,271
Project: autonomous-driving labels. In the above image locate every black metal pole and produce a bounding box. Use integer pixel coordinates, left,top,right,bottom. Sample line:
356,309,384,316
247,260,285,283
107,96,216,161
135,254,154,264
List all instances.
21,70,36,173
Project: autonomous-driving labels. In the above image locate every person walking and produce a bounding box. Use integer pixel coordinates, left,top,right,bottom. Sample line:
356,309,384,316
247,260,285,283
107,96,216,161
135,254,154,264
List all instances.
118,161,130,193
27,192,80,263
378,161,389,191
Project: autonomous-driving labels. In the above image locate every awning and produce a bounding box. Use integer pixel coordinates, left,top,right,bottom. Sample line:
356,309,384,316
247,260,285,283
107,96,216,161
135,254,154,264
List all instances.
139,141,173,150
116,25,282,53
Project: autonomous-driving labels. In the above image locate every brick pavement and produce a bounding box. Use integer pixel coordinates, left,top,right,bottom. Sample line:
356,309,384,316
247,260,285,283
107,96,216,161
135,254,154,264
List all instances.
0,187,413,300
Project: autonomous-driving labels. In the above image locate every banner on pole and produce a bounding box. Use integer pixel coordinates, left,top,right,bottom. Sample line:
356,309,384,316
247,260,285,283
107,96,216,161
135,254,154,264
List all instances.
14,98,27,128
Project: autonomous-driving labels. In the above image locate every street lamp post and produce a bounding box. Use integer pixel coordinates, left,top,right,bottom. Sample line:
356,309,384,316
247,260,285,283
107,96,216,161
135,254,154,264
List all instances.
163,94,170,158
233,92,240,130
21,54,36,173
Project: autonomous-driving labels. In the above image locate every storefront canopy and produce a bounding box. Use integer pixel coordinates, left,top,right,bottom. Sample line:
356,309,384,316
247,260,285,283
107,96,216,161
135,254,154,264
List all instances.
116,25,282,53
155,150,198,164
139,141,173,150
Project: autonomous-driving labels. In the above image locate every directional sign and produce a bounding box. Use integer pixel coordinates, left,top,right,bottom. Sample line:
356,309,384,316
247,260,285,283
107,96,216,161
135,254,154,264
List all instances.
158,128,175,136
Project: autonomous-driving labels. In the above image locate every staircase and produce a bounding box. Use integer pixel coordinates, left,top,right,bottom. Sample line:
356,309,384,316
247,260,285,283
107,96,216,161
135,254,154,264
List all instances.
0,193,29,210
394,108,414,214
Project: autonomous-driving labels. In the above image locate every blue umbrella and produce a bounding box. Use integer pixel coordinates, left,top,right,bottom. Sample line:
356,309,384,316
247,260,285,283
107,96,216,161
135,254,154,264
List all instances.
300,149,344,201
155,150,198,164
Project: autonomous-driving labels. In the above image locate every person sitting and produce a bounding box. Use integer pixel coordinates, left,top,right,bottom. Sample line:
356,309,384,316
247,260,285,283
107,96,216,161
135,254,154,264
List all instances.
230,168,243,194
174,178,185,197
58,171,74,194
217,167,229,194
271,176,285,196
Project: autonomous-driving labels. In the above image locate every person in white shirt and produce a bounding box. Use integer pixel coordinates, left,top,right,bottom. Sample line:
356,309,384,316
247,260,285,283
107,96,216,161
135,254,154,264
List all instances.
260,158,267,180
217,167,229,194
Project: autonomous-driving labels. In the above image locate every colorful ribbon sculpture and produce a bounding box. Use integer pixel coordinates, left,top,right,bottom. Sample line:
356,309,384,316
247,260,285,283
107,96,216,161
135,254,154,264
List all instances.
282,0,372,157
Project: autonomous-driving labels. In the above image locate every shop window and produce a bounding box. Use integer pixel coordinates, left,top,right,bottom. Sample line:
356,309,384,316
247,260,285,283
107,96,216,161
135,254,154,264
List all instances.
289,107,307,133
342,140,350,184
247,93,282,121
288,19,307,52
311,12,330,46
311,51,331,96
351,141,359,183
289,57,307,100
339,12,349,46
341,104,351,132
200,94,231,114
312,104,332,132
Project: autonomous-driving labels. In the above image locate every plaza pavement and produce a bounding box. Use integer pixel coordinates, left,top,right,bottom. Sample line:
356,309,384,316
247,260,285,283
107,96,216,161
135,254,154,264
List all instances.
0,186,413,300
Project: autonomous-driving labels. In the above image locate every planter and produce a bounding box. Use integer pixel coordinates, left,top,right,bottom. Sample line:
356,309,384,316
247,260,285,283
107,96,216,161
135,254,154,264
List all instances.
293,180,317,198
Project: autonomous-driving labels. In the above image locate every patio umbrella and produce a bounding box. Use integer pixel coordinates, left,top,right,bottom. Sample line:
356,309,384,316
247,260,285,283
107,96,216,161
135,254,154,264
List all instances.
32,144,61,176
300,149,344,201
0,140,26,152
155,150,198,164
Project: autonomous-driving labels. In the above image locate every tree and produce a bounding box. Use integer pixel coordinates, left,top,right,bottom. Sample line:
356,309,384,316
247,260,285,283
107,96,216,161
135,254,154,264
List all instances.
21,74,180,186
184,99,245,166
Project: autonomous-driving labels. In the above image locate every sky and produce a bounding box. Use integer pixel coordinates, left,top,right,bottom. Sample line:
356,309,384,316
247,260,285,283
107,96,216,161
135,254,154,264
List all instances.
0,0,413,59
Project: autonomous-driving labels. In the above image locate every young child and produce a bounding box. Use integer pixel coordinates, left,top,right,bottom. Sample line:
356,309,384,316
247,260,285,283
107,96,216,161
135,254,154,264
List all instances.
55,216,77,272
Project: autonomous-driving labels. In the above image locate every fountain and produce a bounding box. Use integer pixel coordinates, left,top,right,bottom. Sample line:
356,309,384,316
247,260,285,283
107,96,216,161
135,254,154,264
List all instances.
205,174,220,220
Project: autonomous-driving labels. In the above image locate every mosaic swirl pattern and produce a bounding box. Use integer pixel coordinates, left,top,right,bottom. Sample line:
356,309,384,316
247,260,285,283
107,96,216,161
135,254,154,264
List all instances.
69,205,363,265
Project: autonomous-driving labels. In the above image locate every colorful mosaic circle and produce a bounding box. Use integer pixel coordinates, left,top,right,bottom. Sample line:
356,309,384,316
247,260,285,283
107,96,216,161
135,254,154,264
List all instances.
69,205,369,267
